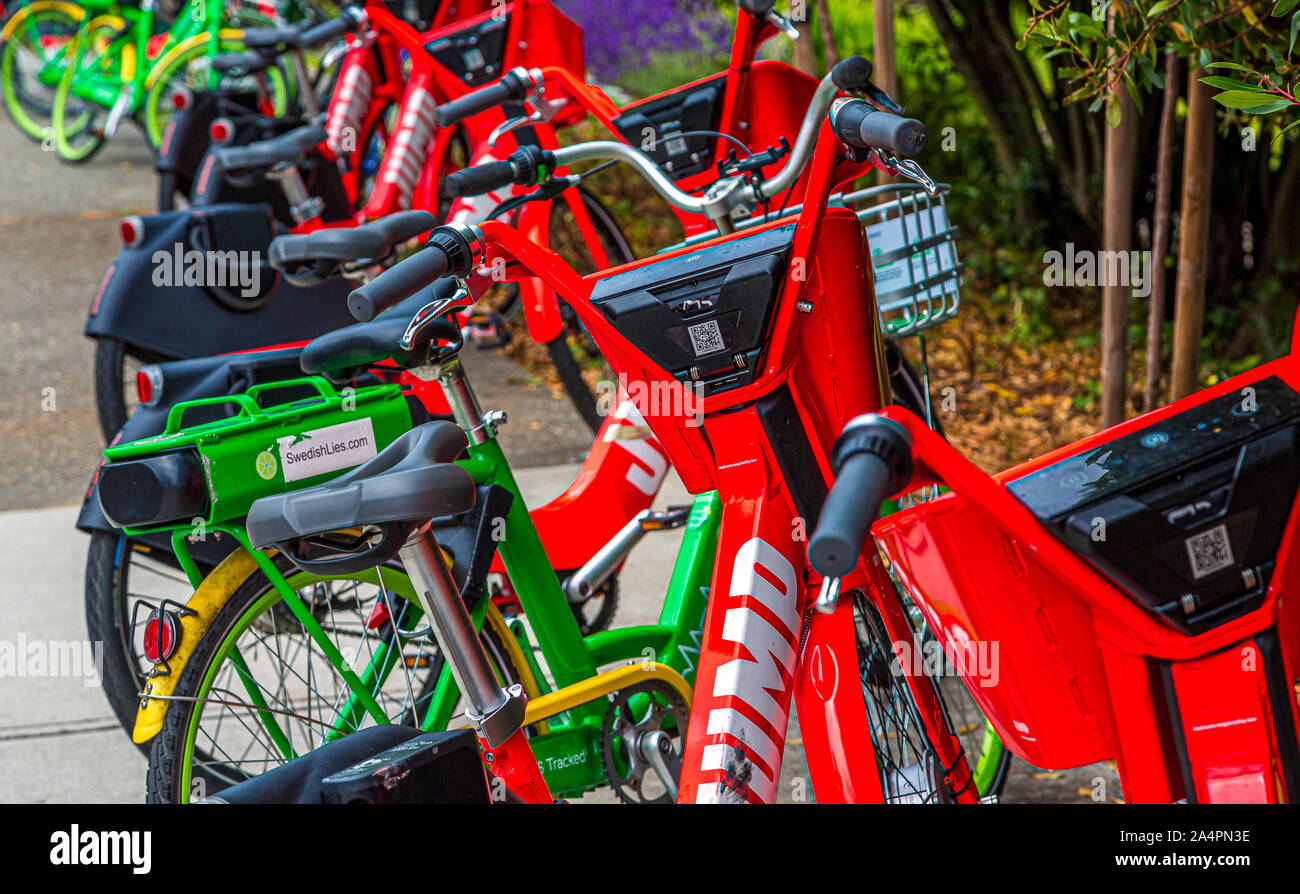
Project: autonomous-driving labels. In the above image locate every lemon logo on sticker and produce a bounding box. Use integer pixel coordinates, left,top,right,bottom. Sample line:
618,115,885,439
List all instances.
255,450,278,480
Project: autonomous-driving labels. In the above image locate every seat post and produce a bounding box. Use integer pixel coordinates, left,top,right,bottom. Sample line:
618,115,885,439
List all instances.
396,522,526,748
437,356,496,445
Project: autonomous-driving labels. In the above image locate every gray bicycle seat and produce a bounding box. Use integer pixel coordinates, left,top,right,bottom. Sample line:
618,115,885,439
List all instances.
246,422,474,549
214,125,325,172
269,212,436,267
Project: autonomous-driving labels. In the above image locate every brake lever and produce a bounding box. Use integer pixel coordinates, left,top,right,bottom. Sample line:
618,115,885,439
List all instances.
767,8,801,40
487,85,567,148
399,280,472,351
865,85,905,116
874,150,938,196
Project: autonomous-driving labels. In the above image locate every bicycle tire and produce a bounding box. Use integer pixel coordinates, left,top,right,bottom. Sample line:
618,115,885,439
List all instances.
49,16,121,163
0,3,82,141
540,187,634,433
146,554,526,803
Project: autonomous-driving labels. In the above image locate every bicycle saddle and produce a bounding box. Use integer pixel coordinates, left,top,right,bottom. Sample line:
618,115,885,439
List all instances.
213,124,325,173
212,50,275,76
246,422,474,572
268,211,436,285
300,278,461,382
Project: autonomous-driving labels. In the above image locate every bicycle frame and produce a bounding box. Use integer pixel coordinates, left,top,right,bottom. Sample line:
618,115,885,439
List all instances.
451,122,977,803
868,339,1300,803
57,0,227,113
147,386,716,799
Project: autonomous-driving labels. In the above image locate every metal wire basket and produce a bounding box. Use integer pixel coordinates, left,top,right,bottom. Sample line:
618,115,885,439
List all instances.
843,183,963,338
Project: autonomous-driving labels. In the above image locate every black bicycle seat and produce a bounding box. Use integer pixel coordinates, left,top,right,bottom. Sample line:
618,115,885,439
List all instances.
213,50,275,76
268,211,436,284
214,124,325,172
247,422,474,568
241,26,304,51
300,279,461,381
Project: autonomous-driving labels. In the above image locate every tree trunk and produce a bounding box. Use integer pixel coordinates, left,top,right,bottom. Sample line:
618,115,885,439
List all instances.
816,0,838,69
873,0,895,185
1100,4,1137,429
1144,51,1180,413
1171,68,1216,401
1102,90,1137,427
792,19,816,76
871,0,896,97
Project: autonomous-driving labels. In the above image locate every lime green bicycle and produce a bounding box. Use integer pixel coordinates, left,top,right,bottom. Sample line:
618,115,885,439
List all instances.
39,0,294,162
0,0,86,142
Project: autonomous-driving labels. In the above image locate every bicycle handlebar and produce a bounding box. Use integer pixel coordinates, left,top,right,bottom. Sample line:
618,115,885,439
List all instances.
443,159,519,198
299,7,366,49
347,225,477,321
829,98,926,157
808,414,914,578
436,67,541,128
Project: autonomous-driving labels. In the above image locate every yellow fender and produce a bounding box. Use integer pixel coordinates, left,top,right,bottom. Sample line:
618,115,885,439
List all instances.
144,28,244,90
0,1,86,41
132,546,262,744
133,542,465,743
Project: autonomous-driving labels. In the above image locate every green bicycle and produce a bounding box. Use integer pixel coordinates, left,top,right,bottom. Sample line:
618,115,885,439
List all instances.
0,0,85,142
45,0,293,162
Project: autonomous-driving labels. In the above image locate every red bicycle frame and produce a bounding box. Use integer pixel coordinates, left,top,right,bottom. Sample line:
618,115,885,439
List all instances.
456,121,977,803
868,334,1300,802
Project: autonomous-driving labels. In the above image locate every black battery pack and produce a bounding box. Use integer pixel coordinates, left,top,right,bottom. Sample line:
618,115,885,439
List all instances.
321,729,491,804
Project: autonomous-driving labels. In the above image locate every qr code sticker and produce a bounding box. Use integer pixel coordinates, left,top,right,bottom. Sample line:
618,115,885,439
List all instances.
663,132,688,156
687,320,724,356
462,47,486,71
1185,523,1234,579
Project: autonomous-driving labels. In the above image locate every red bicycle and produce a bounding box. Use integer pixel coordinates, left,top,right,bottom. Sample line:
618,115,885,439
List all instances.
321,87,969,802
811,326,1300,803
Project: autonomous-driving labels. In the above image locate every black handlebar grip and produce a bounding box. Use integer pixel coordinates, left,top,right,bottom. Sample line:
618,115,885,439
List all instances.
347,246,451,322
738,0,777,17
831,56,872,92
808,452,893,578
436,69,532,127
808,415,914,578
298,13,357,49
444,160,517,198
830,98,927,157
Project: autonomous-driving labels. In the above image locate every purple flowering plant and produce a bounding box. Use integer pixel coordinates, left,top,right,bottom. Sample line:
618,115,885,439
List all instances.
559,0,734,95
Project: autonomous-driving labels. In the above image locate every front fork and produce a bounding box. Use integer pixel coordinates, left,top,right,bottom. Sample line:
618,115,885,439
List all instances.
397,523,551,803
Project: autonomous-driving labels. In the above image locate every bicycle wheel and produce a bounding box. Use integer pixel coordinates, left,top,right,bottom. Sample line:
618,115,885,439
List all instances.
851,588,974,803
143,33,288,149
146,553,526,803
93,336,155,442
49,16,124,163
539,187,634,433
85,531,202,749
882,342,1009,797
0,1,82,141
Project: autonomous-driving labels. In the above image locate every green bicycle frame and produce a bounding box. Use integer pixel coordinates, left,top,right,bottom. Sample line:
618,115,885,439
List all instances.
55,0,224,113
163,422,719,798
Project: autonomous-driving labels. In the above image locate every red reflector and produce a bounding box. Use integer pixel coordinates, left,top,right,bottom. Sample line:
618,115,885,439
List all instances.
171,87,192,111
119,215,143,247
143,611,179,663
209,118,233,145
365,601,390,630
135,370,152,405
135,365,162,406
